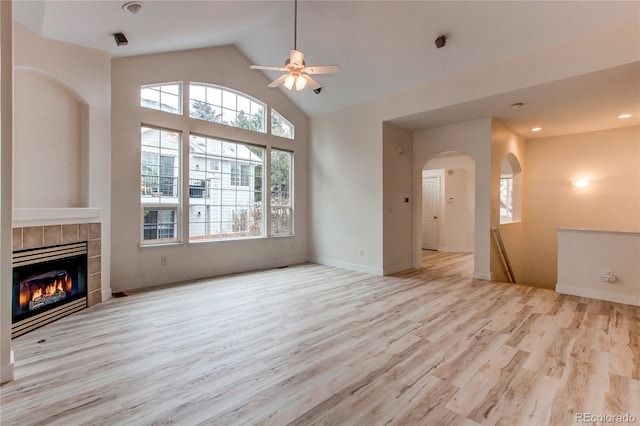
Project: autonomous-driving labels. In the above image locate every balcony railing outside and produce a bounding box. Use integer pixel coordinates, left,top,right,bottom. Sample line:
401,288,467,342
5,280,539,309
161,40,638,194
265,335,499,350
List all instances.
141,175,178,197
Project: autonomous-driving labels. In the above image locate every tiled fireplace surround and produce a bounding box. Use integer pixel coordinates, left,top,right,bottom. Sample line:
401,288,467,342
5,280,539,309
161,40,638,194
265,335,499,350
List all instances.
12,222,102,307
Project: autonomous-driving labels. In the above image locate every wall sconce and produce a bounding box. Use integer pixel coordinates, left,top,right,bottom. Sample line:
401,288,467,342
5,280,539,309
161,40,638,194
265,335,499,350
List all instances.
571,179,591,189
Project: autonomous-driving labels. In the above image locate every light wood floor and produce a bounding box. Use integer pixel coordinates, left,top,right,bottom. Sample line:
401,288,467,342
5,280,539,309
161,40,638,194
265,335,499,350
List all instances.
2,252,639,425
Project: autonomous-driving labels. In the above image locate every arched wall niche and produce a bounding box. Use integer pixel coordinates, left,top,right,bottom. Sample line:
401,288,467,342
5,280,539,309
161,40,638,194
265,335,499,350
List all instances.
14,67,89,208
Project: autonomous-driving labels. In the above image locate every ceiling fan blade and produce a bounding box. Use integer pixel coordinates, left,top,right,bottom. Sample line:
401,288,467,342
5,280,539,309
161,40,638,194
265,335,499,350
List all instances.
304,65,341,75
250,65,288,72
268,74,289,88
302,74,322,90
290,49,305,67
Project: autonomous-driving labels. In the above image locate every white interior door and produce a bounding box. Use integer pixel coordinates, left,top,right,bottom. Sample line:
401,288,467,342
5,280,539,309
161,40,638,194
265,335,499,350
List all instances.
422,176,440,250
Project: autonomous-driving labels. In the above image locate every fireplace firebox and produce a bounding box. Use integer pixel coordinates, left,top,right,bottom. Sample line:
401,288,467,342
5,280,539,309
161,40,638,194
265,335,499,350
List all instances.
12,242,88,338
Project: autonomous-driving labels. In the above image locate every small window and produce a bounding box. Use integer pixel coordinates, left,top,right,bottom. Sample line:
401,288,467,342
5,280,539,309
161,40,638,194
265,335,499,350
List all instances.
141,83,182,115
271,109,294,139
499,154,522,224
189,83,266,133
500,176,513,220
143,208,178,241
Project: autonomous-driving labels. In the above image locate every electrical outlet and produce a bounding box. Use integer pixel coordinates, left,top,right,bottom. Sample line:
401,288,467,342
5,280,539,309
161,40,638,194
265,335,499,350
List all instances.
601,271,616,283
161,256,168,266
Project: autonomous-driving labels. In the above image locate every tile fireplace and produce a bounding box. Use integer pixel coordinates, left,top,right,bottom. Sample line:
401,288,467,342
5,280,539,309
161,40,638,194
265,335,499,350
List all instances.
12,243,87,338
11,222,102,338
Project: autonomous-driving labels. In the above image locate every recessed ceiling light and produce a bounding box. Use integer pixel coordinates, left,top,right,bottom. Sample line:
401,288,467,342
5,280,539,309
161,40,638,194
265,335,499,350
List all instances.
618,113,632,119
122,1,142,14
511,103,524,110
531,127,542,132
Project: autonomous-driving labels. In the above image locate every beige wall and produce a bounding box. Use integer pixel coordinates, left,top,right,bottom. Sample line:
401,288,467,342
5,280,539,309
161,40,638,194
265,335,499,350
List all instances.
312,18,636,278
382,122,413,274
14,69,83,207
14,25,111,215
309,106,384,274
557,229,639,306
111,46,310,291
523,125,640,288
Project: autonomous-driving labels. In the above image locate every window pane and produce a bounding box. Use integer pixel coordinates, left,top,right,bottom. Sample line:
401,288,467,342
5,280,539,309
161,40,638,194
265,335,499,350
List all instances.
190,84,205,102
143,208,177,241
206,87,221,106
500,177,513,219
271,109,294,139
141,87,160,105
237,96,250,114
141,83,182,115
141,126,181,243
188,83,266,133
271,149,293,236
189,135,265,241
162,93,180,113
222,90,236,110
163,84,180,96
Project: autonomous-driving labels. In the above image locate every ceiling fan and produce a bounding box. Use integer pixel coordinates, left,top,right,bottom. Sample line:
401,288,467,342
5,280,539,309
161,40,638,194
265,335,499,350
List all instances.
250,0,340,92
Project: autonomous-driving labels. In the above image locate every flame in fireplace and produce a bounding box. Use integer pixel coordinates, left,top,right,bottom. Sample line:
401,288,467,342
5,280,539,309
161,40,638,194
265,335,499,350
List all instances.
32,277,68,302
19,270,71,311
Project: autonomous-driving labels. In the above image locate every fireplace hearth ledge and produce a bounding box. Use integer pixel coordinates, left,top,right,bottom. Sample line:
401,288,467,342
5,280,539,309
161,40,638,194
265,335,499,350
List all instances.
13,208,101,227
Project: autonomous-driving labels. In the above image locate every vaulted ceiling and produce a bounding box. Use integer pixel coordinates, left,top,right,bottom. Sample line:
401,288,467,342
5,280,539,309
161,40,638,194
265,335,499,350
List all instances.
14,0,640,138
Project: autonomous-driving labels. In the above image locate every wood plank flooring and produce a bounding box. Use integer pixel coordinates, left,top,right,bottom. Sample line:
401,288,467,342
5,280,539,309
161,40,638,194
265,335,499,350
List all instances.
1,252,639,425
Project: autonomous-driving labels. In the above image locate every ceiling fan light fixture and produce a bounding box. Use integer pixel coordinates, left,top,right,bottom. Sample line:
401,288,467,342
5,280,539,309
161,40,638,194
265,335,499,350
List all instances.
249,0,339,91
295,75,307,91
284,74,296,90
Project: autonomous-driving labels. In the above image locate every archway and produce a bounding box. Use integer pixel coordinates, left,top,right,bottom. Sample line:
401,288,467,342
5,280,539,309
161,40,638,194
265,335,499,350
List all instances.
416,151,476,268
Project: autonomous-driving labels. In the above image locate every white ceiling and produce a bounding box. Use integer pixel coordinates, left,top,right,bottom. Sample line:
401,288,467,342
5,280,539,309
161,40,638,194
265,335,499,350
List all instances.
13,0,640,138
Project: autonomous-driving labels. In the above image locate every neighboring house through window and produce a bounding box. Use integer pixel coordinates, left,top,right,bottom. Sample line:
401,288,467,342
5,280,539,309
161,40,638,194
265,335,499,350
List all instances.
140,126,181,243
189,135,264,240
140,81,295,245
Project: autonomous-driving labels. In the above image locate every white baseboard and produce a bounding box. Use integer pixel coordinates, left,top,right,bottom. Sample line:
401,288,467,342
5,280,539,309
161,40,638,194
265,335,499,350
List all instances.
439,246,474,253
556,284,640,307
383,262,413,275
101,287,113,302
1,351,14,383
473,271,492,281
310,257,383,276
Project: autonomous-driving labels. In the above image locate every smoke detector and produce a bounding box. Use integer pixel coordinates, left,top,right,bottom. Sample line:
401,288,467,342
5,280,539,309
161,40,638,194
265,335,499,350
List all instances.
122,1,142,14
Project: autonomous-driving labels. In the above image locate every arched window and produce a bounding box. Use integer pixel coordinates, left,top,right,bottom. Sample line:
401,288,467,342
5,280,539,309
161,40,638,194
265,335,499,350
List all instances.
140,82,182,115
189,83,266,133
271,109,294,139
500,153,522,224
